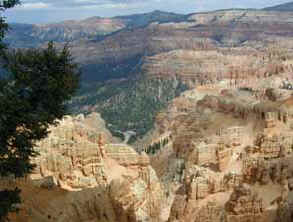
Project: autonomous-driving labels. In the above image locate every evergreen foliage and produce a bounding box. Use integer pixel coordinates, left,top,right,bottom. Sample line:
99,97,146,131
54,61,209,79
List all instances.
69,76,187,142
0,188,21,220
146,137,169,155
0,2,80,220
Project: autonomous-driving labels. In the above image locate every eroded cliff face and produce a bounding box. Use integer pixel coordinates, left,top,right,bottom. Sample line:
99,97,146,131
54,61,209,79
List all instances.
1,56,293,222
68,9,293,67
3,45,292,222
4,7,293,222
142,67,293,222
2,113,164,222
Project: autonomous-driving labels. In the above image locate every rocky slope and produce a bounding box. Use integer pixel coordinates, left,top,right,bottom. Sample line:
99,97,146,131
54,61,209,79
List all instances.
9,8,293,80
3,45,293,222
71,9,293,77
2,113,165,222
3,6,293,221
64,8,293,141
142,56,293,221
69,43,292,141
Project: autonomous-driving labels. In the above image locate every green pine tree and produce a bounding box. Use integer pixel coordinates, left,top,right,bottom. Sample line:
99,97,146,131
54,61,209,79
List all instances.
0,1,80,220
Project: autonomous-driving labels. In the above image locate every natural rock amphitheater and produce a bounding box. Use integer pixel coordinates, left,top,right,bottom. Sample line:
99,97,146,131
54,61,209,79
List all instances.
3,49,293,221
3,4,293,222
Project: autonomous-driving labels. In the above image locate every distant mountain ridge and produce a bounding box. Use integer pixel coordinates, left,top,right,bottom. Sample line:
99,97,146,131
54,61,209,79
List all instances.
6,17,125,48
263,1,293,11
5,10,186,48
114,10,187,28
7,1,293,49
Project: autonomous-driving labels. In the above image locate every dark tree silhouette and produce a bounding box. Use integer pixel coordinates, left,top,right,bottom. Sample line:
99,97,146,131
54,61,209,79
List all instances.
0,1,80,221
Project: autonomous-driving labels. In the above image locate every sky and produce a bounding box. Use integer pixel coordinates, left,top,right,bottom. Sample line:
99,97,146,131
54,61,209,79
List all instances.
3,0,292,24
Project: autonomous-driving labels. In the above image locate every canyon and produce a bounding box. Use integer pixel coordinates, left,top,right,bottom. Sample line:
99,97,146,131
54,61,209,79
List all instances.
3,47,293,221
2,2,293,222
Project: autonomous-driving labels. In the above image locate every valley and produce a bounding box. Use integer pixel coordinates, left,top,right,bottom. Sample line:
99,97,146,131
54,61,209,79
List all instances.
64,8,293,141
2,1,293,222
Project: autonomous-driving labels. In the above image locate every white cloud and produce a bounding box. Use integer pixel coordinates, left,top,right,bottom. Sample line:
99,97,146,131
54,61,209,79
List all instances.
19,2,50,9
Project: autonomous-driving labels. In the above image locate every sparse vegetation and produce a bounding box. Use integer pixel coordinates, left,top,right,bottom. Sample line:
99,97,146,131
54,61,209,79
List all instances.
146,138,169,154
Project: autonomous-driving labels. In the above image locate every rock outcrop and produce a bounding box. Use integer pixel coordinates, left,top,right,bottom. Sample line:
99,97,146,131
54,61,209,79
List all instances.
143,65,293,222
2,113,164,222
4,6,293,222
